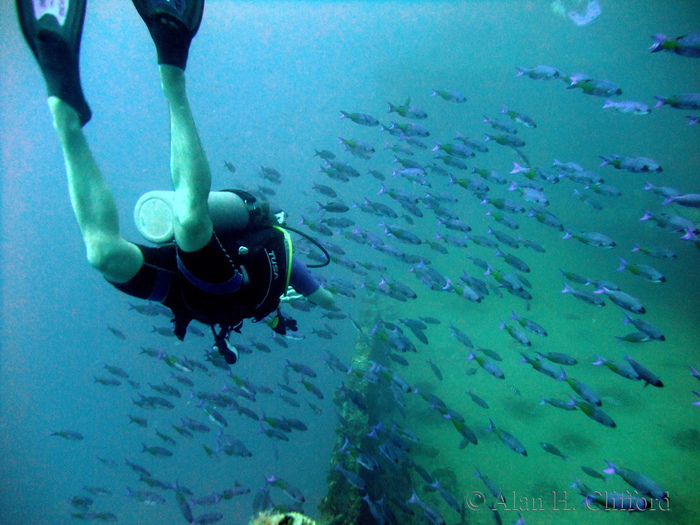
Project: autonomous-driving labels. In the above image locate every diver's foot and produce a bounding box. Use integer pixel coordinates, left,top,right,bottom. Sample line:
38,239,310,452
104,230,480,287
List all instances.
132,0,205,70
16,0,92,125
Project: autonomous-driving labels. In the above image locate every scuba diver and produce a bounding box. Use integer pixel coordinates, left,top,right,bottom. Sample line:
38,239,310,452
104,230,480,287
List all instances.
15,0,335,364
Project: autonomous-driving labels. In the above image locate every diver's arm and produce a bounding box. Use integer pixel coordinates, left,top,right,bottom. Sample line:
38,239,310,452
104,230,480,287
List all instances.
306,286,335,310
288,260,336,310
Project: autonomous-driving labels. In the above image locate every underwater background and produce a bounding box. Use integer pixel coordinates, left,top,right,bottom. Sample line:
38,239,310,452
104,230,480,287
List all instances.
1,1,699,524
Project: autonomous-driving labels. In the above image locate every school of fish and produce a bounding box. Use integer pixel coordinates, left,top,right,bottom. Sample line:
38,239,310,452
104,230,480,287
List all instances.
50,30,700,525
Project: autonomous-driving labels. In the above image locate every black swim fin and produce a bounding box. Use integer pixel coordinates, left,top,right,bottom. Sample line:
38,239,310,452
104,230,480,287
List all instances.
132,0,204,70
15,0,92,125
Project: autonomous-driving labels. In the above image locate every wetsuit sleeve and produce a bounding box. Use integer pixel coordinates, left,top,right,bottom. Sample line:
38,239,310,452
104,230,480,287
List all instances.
289,258,320,297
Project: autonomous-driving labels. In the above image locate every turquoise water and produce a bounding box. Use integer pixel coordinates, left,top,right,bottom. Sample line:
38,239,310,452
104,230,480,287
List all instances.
1,1,699,524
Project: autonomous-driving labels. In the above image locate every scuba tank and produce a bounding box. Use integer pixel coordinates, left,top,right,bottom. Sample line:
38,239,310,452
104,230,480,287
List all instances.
134,190,249,244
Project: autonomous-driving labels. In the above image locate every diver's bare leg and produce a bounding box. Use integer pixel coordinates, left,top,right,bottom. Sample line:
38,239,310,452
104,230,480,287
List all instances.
159,65,214,252
49,97,144,283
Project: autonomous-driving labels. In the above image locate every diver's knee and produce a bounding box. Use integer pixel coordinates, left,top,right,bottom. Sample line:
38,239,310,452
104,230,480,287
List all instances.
174,206,212,236
173,193,209,230
85,242,119,274
172,203,213,252
85,239,143,282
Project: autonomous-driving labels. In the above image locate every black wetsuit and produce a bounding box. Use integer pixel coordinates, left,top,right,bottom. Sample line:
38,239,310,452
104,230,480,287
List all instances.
110,224,316,340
